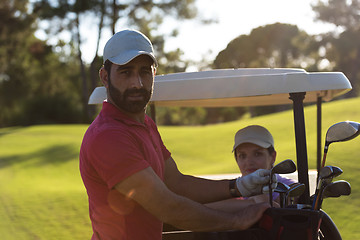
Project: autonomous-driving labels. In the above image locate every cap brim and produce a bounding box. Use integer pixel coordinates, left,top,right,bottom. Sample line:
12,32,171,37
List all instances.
107,50,158,67
232,139,272,152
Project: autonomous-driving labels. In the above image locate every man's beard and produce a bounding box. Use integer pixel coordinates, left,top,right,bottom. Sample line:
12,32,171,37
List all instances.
108,79,153,114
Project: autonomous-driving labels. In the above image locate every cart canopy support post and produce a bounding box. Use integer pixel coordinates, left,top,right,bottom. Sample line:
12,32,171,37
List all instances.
289,92,310,204
317,96,322,182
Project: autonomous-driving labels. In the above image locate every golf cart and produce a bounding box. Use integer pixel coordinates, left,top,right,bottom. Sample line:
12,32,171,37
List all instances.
89,68,355,239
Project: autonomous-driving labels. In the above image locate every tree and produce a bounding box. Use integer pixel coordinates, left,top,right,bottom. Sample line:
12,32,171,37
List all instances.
0,1,82,127
32,0,199,122
213,23,320,117
0,1,33,125
214,23,309,69
312,0,360,96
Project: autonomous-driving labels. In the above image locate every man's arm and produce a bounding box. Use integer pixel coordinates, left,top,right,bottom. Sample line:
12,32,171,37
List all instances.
163,157,235,203
163,157,275,203
114,166,269,232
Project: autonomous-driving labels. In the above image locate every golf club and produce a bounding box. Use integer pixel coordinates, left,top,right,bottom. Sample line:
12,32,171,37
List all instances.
316,180,351,210
269,159,296,207
287,203,312,209
312,166,343,210
274,182,290,208
323,180,351,198
285,183,305,207
312,166,332,210
321,121,360,168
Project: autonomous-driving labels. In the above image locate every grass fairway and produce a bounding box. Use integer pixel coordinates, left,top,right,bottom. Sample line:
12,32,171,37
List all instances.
0,125,92,239
0,97,360,239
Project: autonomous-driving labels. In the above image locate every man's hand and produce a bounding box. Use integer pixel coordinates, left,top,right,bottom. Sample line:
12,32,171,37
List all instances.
233,202,270,230
236,169,277,197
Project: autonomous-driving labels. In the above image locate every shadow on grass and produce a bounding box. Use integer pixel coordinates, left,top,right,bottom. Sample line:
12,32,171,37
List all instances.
0,127,23,138
0,144,78,169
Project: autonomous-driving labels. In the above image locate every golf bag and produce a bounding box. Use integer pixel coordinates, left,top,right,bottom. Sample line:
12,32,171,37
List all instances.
259,208,324,240
192,228,268,240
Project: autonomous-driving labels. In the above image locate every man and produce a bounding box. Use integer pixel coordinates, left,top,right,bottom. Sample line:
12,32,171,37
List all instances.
80,29,273,240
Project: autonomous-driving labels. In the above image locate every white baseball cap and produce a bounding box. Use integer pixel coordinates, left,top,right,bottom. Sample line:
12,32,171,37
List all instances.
103,29,157,66
233,125,274,152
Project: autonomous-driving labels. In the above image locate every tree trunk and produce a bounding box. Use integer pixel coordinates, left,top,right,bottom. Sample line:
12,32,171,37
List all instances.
88,0,106,119
75,14,89,122
112,0,117,34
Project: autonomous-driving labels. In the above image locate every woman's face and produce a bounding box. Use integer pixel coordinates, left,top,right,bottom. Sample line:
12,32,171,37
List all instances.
235,142,276,176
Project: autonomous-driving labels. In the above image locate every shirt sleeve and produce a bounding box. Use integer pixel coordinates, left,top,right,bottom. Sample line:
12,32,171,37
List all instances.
88,129,150,189
148,116,171,161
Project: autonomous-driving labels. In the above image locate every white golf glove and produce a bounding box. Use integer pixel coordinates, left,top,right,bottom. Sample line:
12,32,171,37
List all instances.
262,173,278,194
236,169,277,197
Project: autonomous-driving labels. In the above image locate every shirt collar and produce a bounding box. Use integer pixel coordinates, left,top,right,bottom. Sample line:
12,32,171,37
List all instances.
102,101,150,127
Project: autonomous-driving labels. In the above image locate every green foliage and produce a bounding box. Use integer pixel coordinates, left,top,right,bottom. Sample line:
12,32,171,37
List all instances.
30,0,199,123
0,0,201,127
1,97,360,239
23,94,83,125
154,106,247,125
2,0,360,129
205,107,247,124
211,23,322,119
0,0,35,125
155,106,207,125
213,23,306,69
312,0,360,96
312,0,360,29
0,1,84,127
156,107,245,125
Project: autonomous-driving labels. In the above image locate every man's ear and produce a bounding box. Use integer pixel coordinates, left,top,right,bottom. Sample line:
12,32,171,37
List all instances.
99,67,109,88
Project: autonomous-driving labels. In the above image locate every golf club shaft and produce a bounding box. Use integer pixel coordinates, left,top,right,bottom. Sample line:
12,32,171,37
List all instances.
321,152,327,168
313,193,321,210
280,192,285,208
314,179,330,210
312,178,323,209
269,182,273,207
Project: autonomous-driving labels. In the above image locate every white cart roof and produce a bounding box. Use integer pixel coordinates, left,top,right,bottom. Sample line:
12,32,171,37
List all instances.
88,68,352,107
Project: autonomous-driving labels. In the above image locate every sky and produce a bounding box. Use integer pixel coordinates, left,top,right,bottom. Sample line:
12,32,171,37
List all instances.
161,0,336,66
38,0,338,69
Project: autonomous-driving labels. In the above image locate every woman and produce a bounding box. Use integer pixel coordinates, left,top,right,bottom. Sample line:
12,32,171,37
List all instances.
232,125,295,204
207,125,294,211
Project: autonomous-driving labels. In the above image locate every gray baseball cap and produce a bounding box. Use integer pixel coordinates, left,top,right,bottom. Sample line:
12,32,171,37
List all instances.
103,29,157,66
233,125,274,152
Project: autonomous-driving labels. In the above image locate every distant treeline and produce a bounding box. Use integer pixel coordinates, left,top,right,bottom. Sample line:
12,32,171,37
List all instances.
1,1,359,127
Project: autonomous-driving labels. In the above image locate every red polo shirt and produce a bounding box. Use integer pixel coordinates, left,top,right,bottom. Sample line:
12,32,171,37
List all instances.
80,102,171,240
